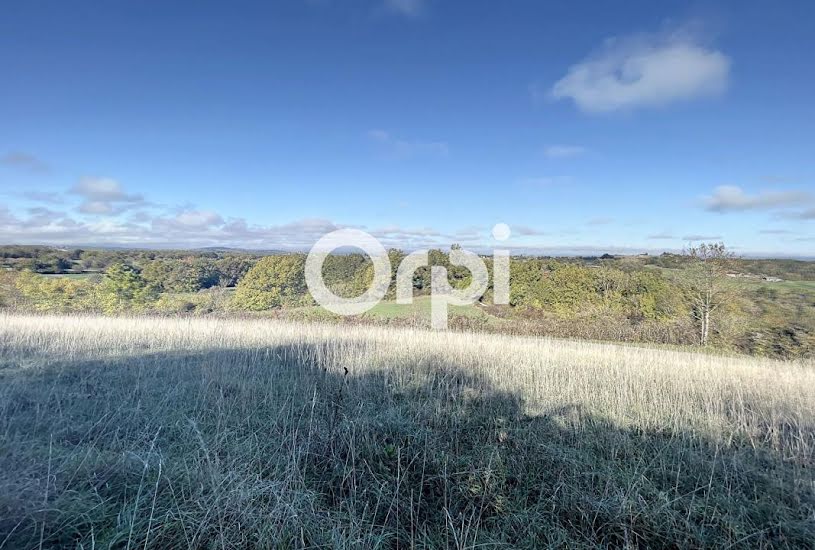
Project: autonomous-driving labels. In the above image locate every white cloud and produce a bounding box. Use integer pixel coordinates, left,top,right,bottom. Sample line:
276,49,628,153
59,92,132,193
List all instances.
682,234,723,241
0,201,349,249
70,177,147,215
79,201,117,215
451,226,483,239
169,210,224,229
211,218,347,249
383,0,423,17
374,224,442,238
703,185,812,212
1,151,50,173
0,205,19,226
22,191,65,204
0,200,493,250
27,207,69,224
543,145,586,158
369,224,499,249
0,203,87,241
514,226,547,236
0,198,809,256
781,208,815,220
71,177,142,202
550,28,730,113
368,129,448,158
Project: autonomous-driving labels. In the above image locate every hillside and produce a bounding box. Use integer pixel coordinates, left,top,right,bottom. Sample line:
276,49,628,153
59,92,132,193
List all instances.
1,314,813,548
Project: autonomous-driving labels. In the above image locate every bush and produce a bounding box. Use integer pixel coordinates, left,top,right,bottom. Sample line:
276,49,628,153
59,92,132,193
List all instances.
13,271,98,313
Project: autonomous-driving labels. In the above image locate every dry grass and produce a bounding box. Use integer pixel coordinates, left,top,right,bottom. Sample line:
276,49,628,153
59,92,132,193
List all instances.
0,313,813,548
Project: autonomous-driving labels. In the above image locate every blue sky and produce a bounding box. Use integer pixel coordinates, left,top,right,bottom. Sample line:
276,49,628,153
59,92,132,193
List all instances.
1,0,813,256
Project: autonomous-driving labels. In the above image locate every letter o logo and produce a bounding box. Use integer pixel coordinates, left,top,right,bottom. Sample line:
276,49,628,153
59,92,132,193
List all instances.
305,229,391,316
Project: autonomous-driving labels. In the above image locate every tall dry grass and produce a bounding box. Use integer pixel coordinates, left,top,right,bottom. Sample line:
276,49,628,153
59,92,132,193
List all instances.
1,313,813,548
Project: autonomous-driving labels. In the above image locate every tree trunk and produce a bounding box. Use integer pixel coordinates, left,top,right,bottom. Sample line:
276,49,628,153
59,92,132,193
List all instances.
701,307,710,346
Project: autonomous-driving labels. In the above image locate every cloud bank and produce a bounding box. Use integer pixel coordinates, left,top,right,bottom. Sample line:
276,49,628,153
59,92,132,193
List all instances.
551,28,730,113
70,177,147,215
1,178,500,250
703,185,812,213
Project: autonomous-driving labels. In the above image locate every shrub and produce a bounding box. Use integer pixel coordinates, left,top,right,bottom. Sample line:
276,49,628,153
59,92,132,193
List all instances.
13,271,98,313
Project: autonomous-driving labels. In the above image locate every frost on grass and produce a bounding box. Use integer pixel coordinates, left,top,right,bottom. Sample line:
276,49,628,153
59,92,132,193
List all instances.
0,314,813,548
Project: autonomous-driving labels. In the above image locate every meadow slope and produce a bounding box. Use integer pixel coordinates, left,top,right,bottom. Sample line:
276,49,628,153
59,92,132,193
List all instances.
1,314,813,548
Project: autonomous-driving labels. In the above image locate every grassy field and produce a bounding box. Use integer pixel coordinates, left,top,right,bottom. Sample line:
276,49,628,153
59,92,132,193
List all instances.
649,265,815,296
300,295,501,324
278,295,505,330
735,279,815,294
363,295,494,321
1,314,813,548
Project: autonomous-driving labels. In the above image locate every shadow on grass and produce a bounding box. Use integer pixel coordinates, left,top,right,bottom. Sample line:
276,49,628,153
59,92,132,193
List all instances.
0,343,812,548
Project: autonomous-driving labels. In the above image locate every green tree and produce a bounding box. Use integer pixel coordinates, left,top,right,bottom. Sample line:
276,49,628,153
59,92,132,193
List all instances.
509,258,546,308
215,256,254,287
351,261,375,298
231,255,311,310
320,253,370,298
539,262,598,314
142,258,220,293
141,260,174,293
99,263,157,314
385,249,406,299
13,271,98,312
0,271,19,308
684,243,735,346
413,249,448,292
172,259,218,292
594,267,628,307
624,270,683,321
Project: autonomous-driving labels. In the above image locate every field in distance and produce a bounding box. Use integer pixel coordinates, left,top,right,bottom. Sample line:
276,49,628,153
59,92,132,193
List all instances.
1,314,813,548
288,294,500,326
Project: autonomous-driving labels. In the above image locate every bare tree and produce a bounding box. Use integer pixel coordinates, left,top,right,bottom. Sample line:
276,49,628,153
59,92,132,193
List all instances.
685,242,735,346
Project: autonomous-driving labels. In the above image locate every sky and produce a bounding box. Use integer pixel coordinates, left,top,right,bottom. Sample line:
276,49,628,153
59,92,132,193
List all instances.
1,0,814,257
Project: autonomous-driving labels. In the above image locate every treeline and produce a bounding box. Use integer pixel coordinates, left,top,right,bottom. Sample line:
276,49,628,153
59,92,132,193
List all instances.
0,246,81,273
0,245,263,275
1,246,812,359
140,256,254,292
2,244,812,281
5,252,683,319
